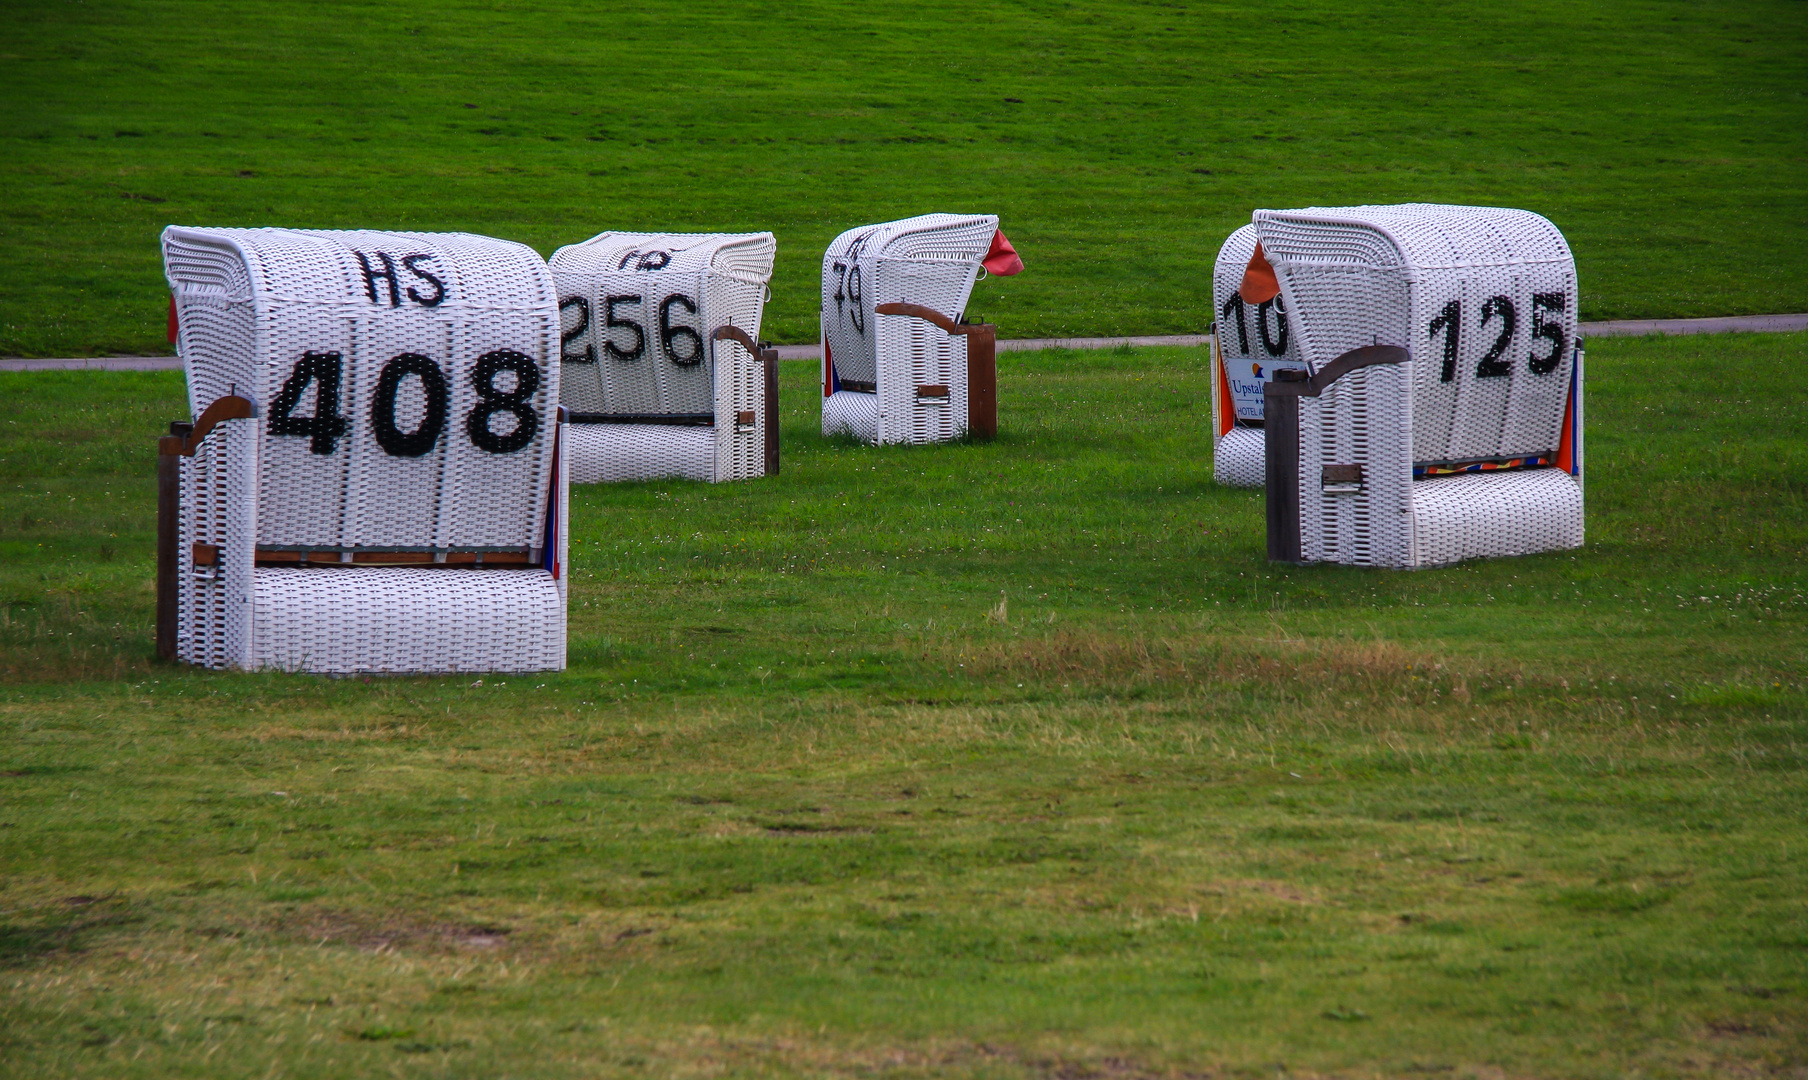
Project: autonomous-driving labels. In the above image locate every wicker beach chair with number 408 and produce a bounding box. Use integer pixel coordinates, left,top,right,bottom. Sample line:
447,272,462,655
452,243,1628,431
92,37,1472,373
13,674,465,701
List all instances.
1253,204,1584,569
820,213,1018,445
158,227,568,673
1209,224,1308,488
549,232,778,483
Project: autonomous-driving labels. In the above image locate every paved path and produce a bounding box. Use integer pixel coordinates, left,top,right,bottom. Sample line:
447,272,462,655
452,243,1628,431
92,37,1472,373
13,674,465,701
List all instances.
6,314,1804,371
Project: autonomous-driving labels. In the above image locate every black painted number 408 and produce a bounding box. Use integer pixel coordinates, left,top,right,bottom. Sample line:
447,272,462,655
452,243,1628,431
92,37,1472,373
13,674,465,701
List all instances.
269,350,540,457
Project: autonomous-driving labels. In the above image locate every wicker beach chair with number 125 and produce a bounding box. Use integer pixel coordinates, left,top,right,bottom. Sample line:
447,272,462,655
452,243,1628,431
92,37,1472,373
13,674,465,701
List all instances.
1253,204,1585,569
820,213,1021,445
158,227,567,674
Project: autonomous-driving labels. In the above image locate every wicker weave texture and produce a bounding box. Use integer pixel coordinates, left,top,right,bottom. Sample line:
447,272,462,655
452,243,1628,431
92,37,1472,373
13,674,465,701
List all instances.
173,417,570,674
175,419,257,669
1258,204,1584,568
820,214,994,444
1213,427,1266,489
1298,364,1416,567
566,424,715,484
1210,225,1307,488
822,390,880,443
550,232,775,483
163,227,560,551
251,567,564,673
163,227,567,673
1410,469,1583,567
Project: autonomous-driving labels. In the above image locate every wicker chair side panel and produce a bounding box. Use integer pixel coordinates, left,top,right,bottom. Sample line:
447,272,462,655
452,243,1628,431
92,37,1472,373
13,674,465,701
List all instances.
165,234,259,418
1299,364,1414,567
705,273,770,481
822,391,880,443
565,424,715,484
1213,426,1265,488
872,214,999,261
175,420,257,669
708,233,779,282
176,433,225,668
554,422,569,607
1408,470,1583,568
250,567,564,674
874,311,964,445
871,258,981,445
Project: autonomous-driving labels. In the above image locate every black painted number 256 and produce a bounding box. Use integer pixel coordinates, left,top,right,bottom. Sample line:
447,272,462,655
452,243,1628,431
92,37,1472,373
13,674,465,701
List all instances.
269,350,539,457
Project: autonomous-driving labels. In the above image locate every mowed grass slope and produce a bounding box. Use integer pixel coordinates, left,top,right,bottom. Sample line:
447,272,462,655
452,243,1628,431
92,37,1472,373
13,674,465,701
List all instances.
0,334,1804,1078
2,0,1807,357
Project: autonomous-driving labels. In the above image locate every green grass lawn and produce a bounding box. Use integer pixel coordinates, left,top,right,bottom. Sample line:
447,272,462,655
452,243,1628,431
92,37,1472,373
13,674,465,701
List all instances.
3,0,1807,357
1,332,1804,1077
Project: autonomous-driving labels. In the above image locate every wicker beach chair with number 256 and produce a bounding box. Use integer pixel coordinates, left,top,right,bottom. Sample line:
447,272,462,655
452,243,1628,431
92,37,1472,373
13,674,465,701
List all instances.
1253,204,1585,568
158,227,568,673
820,214,1021,445
549,232,779,483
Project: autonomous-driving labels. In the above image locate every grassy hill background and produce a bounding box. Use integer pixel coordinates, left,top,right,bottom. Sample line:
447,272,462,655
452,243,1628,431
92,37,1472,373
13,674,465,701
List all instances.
2,0,1806,355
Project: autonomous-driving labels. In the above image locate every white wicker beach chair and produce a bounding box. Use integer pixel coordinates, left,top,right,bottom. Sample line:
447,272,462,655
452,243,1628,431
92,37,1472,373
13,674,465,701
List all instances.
1210,224,1307,488
549,232,777,483
1253,204,1585,568
820,214,1002,444
157,227,567,673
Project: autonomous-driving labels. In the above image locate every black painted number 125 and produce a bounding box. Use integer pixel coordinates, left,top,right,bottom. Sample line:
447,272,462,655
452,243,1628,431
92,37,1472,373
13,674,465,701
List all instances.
1428,293,1567,383
269,350,540,457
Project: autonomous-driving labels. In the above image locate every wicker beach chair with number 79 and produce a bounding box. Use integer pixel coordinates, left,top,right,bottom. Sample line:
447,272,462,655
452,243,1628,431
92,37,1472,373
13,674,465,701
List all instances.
1252,204,1585,568
549,232,778,483
820,213,1020,445
157,227,568,673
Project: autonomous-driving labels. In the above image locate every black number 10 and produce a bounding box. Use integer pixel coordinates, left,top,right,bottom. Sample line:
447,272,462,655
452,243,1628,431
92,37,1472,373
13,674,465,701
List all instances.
1219,293,1289,357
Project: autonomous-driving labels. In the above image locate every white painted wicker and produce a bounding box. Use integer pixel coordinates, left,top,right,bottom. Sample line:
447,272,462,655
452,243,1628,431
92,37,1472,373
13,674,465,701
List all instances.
550,231,775,482
162,226,567,673
1210,224,1305,488
1212,426,1266,489
1253,204,1584,568
820,214,996,444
